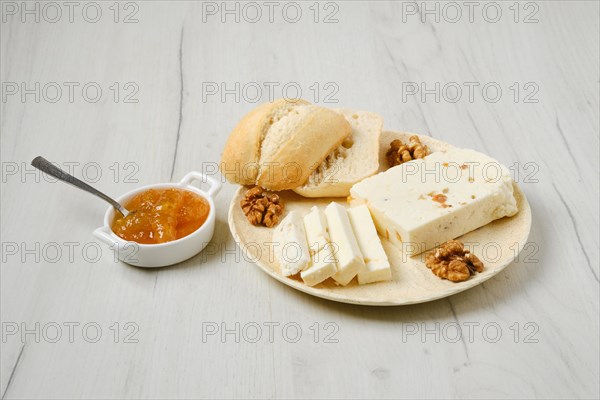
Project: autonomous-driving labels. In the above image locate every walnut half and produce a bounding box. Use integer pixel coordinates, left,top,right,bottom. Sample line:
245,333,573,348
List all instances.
425,240,484,282
240,186,284,228
386,136,430,167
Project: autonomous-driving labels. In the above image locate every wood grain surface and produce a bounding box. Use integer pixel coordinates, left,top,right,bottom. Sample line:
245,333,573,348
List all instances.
1,1,598,399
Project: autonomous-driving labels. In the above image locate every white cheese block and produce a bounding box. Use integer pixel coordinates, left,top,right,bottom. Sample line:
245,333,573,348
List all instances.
300,244,338,287
347,205,392,284
324,202,365,285
274,211,310,276
349,148,519,255
303,206,330,255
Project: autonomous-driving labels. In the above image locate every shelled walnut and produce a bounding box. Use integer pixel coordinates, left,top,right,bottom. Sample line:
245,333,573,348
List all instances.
386,136,429,167
425,240,484,282
240,186,284,227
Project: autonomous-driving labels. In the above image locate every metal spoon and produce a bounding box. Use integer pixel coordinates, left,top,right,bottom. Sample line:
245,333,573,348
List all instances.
31,156,131,217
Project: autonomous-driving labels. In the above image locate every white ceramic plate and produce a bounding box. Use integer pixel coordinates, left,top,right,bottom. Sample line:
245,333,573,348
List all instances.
228,132,532,306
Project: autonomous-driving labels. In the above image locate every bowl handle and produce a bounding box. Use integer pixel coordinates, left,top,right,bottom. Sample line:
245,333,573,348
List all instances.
180,171,222,197
94,226,116,245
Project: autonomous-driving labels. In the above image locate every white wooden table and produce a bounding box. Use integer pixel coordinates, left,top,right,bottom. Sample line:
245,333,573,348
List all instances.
1,1,598,398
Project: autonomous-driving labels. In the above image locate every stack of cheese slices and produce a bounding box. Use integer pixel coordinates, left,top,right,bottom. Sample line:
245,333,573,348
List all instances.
222,99,519,287
274,204,392,286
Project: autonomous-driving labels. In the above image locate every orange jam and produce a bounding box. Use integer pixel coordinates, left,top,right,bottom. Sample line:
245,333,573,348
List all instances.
111,188,210,244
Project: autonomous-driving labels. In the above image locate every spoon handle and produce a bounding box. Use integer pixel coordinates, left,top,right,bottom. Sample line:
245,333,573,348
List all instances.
31,156,129,217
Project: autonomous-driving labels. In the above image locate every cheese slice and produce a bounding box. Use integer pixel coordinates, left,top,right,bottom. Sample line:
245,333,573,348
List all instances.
347,205,392,284
300,243,338,287
349,148,518,255
324,202,365,285
303,206,330,255
301,207,337,286
274,211,310,276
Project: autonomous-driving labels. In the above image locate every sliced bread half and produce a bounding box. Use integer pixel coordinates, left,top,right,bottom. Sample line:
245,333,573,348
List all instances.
292,109,383,198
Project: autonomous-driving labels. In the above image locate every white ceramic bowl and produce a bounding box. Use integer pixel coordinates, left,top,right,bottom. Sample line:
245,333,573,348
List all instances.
93,171,221,268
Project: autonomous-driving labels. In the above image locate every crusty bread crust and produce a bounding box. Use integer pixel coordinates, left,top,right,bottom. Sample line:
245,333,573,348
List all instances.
220,99,350,190
257,106,351,190
220,99,308,185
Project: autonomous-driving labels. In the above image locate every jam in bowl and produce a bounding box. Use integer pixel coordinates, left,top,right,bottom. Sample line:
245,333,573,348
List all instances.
94,171,221,267
111,188,211,244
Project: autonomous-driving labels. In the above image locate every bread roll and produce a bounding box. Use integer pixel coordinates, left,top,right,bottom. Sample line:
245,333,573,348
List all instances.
293,109,382,197
220,99,351,191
